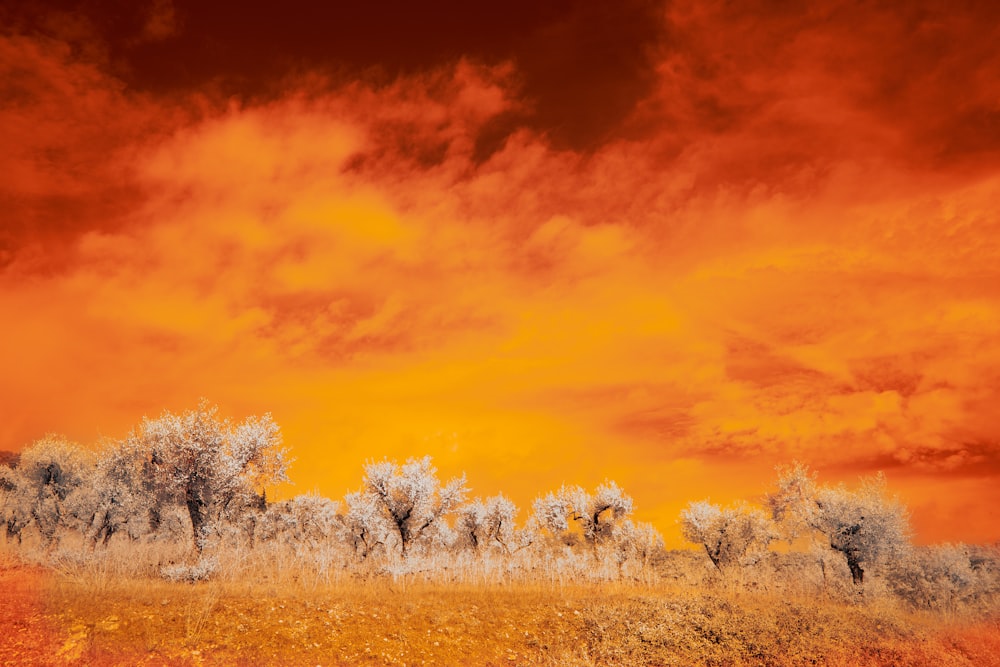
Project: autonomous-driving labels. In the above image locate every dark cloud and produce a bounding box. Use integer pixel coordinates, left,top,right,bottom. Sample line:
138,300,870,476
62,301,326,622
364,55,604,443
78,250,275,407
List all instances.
510,0,665,148
3,0,669,153
7,0,999,212
724,337,831,388
0,30,160,269
830,441,1000,480
848,355,924,398
622,0,1000,192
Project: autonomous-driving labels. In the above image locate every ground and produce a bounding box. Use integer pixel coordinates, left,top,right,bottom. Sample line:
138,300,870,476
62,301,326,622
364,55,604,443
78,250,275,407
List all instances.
1,563,998,666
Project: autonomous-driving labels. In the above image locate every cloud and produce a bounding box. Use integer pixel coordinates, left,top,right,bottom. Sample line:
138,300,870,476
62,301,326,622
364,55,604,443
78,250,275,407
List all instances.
139,0,179,43
1,4,999,545
626,0,1000,191
0,29,184,269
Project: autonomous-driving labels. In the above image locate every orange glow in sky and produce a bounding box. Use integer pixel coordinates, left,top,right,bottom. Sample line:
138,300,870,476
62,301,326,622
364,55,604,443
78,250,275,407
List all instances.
3,1,1000,546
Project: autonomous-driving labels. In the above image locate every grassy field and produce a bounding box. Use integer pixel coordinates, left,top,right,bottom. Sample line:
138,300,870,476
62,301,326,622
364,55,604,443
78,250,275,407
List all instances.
3,560,999,667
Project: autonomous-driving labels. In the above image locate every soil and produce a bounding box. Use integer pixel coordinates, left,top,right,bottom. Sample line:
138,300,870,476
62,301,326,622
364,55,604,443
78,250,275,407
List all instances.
3,565,999,666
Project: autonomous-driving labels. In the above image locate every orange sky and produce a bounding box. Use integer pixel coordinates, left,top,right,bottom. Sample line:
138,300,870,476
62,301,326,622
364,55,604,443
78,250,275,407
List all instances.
3,0,1000,546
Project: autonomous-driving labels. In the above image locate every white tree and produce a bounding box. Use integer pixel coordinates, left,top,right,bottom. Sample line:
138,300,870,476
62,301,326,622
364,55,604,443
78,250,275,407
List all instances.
0,436,93,546
768,463,911,586
73,437,156,546
258,493,340,548
611,520,665,577
888,543,984,610
813,474,910,585
0,462,19,542
361,456,468,557
679,500,776,571
127,400,290,550
342,490,393,559
766,461,820,541
456,494,518,554
533,480,634,548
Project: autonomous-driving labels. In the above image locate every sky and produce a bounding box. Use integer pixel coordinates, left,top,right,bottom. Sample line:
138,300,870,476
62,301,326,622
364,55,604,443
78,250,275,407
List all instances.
2,0,999,546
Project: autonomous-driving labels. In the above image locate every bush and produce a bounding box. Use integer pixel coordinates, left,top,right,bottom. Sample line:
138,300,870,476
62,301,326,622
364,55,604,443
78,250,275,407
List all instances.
161,556,220,583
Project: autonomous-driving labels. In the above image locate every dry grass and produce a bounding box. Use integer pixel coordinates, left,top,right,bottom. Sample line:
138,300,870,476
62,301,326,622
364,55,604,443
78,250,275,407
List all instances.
4,538,999,666
0,566,990,667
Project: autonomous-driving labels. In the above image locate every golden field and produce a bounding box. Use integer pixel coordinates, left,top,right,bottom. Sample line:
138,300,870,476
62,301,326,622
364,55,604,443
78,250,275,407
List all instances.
3,555,998,667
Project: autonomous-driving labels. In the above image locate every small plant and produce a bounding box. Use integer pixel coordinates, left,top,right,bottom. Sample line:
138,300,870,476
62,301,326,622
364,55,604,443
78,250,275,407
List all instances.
161,556,220,583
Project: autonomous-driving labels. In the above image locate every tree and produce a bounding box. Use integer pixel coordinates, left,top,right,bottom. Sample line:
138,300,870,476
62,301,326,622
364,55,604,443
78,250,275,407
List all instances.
456,494,518,554
127,400,290,550
767,463,911,586
611,520,664,577
679,500,775,572
0,436,93,546
533,480,634,548
888,543,985,611
0,461,22,542
66,436,166,547
766,461,819,541
342,490,392,560
813,474,910,585
361,456,468,557
258,493,340,548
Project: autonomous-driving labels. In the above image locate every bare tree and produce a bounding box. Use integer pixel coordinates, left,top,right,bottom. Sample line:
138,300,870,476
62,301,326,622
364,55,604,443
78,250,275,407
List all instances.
362,456,468,557
679,500,775,572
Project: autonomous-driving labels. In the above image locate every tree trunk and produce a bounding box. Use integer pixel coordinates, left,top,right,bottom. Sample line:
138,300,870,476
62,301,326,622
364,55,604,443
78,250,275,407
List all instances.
704,543,723,571
89,509,114,547
846,554,864,585
148,505,161,532
186,487,207,552
6,518,24,544
399,532,410,558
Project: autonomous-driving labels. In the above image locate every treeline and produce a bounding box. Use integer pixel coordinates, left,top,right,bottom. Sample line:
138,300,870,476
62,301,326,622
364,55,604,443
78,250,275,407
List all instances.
1,403,998,613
